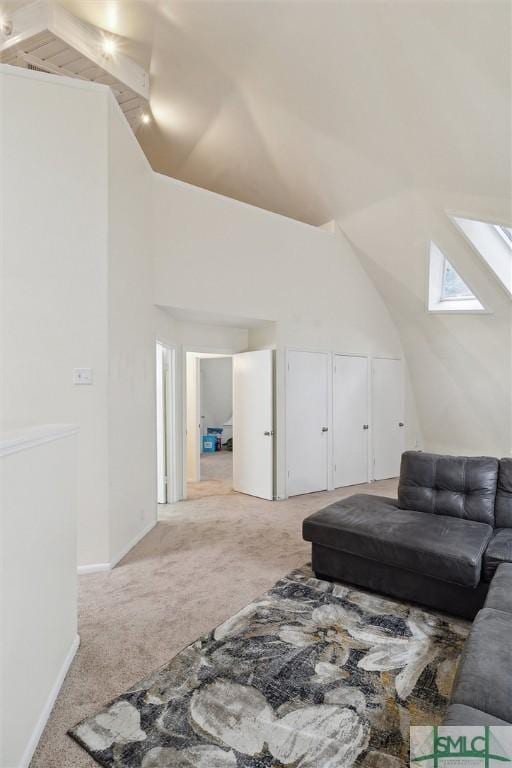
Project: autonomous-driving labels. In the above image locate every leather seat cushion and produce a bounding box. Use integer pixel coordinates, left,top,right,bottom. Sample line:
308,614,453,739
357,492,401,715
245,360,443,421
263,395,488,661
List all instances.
398,451,498,526
443,703,510,726
484,563,512,614
303,494,492,588
483,529,512,582
451,607,512,723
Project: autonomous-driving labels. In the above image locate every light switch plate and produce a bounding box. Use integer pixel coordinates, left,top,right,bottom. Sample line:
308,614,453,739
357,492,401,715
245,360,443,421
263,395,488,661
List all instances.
73,368,93,385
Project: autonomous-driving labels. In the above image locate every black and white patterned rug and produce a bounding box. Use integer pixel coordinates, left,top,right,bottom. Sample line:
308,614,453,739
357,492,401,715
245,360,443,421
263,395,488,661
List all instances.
69,565,468,768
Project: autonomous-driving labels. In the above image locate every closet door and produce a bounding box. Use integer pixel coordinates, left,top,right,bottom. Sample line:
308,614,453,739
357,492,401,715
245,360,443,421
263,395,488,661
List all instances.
372,358,404,480
286,350,329,496
333,355,369,487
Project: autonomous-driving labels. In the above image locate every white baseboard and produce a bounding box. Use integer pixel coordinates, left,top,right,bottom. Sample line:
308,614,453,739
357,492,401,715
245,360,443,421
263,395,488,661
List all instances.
77,562,111,575
110,519,157,569
77,520,157,575
19,634,80,768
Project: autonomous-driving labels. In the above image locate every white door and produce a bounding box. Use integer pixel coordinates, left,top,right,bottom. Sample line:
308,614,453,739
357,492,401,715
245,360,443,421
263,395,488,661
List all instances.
186,354,201,485
157,343,175,504
333,355,369,487
372,357,404,480
156,343,167,504
233,350,273,500
286,350,329,496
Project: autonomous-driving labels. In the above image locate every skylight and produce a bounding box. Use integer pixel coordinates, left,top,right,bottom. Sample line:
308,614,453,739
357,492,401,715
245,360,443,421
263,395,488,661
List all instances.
428,242,485,313
440,258,474,301
495,224,512,248
451,216,512,297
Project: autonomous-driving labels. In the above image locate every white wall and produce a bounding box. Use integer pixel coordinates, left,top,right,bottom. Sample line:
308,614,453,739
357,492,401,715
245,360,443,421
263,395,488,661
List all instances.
0,426,78,768
248,323,277,351
107,97,157,565
151,175,413,495
0,68,110,566
0,67,177,568
200,357,233,434
185,353,200,483
152,176,402,356
1,66,415,571
340,190,512,458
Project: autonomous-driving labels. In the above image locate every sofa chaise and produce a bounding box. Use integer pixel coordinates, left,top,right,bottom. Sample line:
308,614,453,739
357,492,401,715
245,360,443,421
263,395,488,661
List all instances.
303,451,512,620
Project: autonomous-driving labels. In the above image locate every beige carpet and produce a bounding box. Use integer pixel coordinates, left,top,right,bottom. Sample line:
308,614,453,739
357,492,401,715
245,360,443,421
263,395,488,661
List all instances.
187,450,233,499
30,478,397,768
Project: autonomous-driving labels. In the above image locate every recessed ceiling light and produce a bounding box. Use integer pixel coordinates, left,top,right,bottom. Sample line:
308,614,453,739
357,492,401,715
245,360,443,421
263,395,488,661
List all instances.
141,113,150,125
1,15,13,36
102,36,117,56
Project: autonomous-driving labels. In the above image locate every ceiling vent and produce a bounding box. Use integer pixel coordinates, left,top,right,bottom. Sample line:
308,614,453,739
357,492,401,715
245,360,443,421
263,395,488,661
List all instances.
0,1,150,132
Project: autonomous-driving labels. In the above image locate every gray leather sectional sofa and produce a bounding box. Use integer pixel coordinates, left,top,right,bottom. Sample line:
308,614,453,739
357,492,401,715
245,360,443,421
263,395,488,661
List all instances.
303,452,512,620
444,563,512,725
303,451,512,726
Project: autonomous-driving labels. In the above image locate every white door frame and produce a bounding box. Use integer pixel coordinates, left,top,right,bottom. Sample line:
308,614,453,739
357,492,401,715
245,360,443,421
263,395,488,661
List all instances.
156,339,177,505
371,355,403,481
185,353,201,485
332,352,371,486
182,345,242,499
284,346,333,497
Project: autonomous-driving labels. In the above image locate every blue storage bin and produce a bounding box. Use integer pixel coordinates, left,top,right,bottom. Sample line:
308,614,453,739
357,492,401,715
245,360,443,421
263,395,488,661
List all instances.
202,435,216,453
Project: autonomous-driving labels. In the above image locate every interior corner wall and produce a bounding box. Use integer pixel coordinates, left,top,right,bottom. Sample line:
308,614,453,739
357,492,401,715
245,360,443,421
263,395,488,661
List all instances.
107,98,157,565
0,68,110,566
248,324,277,350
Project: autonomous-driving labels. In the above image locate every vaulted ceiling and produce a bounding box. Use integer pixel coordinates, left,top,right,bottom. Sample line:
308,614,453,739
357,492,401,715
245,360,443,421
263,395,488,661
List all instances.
2,0,511,455
5,0,509,226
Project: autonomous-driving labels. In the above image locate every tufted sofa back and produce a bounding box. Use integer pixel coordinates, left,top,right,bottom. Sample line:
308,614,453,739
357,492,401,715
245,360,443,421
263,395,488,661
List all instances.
496,458,512,528
398,451,499,526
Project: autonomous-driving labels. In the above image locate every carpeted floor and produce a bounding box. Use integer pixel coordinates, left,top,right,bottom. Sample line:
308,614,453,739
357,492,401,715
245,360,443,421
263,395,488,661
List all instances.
70,564,468,768
187,450,233,499
30,478,397,768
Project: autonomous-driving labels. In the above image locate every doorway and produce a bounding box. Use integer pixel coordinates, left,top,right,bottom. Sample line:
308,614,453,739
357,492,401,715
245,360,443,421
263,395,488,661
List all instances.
185,349,274,501
156,342,176,506
186,353,234,499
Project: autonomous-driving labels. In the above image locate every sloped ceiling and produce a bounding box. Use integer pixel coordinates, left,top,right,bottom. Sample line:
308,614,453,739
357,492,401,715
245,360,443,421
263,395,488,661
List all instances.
340,189,511,456
5,0,508,224
142,0,511,225
3,0,511,454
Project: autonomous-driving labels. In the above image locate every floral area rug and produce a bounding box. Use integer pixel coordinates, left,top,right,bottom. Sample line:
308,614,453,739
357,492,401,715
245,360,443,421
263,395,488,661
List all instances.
69,565,469,768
